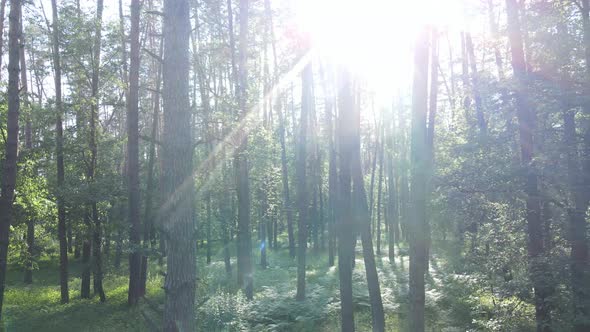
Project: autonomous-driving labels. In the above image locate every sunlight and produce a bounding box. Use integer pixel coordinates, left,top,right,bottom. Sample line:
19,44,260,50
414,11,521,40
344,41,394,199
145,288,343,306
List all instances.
294,0,465,97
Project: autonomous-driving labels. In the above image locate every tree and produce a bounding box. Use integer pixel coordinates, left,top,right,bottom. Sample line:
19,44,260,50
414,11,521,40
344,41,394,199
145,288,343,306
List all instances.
505,0,551,330
337,66,355,332
408,25,430,332
235,0,253,300
161,0,197,329
50,0,69,304
295,62,311,301
0,0,22,318
127,0,142,306
88,0,105,302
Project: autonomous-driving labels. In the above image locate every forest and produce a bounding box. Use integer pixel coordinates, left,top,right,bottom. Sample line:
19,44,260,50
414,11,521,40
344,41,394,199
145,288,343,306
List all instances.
0,0,589,331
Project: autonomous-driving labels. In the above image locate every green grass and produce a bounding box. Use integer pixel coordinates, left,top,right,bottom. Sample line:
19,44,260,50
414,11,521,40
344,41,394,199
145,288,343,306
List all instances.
1,255,163,332
0,241,536,331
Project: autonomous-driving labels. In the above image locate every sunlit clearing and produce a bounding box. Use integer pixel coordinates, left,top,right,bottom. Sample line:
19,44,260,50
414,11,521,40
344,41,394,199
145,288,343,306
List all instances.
295,0,465,100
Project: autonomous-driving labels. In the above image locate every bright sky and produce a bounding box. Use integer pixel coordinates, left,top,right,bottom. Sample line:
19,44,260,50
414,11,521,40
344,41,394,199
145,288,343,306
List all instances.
294,0,469,106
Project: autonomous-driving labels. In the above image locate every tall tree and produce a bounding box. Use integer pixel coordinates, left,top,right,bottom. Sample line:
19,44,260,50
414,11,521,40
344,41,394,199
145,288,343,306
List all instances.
161,0,197,329
20,5,33,285
50,0,69,304
89,0,105,302
0,0,21,318
127,0,142,306
351,95,386,331
235,0,253,300
296,62,311,300
337,66,355,332
505,0,551,330
408,26,430,332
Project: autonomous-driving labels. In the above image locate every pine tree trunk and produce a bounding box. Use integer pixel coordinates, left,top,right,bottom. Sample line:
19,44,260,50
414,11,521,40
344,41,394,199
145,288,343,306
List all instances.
0,0,21,318
337,66,356,332
505,1,551,330
127,0,142,306
296,62,312,301
161,0,197,329
375,127,384,256
235,0,253,300
89,0,105,303
409,26,430,332
49,0,69,302
20,12,34,285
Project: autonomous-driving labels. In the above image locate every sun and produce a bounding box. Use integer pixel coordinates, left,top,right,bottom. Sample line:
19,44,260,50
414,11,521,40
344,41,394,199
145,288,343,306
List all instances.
294,0,466,100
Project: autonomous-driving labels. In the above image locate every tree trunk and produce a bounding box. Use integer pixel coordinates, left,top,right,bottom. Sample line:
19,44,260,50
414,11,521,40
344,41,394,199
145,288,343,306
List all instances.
337,66,356,332
296,62,311,301
127,0,142,306
161,0,197,330
505,1,551,330
375,126,384,256
50,0,69,304
235,0,253,301
89,0,105,303
563,110,590,332
409,26,430,332
351,91,386,331
0,0,21,318
140,25,163,297
20,9,34,284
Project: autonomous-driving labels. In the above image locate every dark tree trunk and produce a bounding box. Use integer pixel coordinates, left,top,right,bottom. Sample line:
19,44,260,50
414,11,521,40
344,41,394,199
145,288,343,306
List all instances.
563,110,589,331
506,1,551,330
127,0,142,306
409,26,430,332
50,0,69,303
161,0,197,330
0,0,21,318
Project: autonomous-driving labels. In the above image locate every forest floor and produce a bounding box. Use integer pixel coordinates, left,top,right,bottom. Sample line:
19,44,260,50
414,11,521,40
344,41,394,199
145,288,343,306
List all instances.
0,241,532,331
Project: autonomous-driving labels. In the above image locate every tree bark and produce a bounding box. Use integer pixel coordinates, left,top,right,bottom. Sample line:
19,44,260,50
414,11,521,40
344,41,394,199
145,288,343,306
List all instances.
50,0,69,304
296,62,311,301
337,66,355,332
89,0,105,303
161,0,197,330
351,91,386,332
20,8,34,285
235,0,253,300
127,0,142,306
505,1,551,330
409,26,430,332
0,0,21,318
